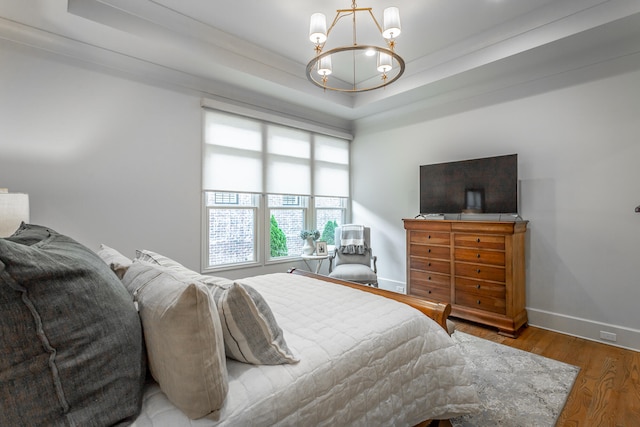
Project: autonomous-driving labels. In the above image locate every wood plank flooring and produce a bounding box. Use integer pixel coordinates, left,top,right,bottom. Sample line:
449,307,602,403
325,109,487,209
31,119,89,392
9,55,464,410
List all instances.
452,319,640,426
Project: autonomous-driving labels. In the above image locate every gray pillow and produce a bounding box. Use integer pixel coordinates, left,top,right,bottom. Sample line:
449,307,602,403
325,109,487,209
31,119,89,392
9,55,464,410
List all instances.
210,281,299,365
0,224,145,426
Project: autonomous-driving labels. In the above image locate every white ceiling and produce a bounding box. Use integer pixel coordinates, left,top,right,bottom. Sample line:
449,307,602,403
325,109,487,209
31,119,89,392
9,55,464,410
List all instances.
1,0,640,128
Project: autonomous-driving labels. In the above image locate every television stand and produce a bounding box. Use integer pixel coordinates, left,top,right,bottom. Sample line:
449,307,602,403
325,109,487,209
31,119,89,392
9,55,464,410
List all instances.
403,218,528,337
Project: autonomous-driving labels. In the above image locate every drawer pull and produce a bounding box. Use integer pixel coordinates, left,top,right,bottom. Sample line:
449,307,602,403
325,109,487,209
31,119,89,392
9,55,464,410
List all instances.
428,276,432,281
428,290,432,294
427,262,432,267
476,254,481,258
428,235,431,239
476,284,481,289
428,249,431,253
476,269,481,274
477,300,481,305
476,238,481,243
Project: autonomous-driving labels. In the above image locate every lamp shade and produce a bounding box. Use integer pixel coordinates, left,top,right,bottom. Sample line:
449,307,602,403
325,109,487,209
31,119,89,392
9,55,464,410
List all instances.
309,13,328,44
382,7,401,39
0,193,30,237
317,55,333,76
377,52,393,73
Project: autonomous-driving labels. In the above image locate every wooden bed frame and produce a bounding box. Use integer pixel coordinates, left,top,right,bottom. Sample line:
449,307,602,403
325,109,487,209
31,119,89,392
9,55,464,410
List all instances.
288,268,452,334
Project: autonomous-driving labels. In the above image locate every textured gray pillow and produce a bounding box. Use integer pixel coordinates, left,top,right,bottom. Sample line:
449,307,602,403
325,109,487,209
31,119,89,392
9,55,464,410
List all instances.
210,281,299,365
0,224,145,426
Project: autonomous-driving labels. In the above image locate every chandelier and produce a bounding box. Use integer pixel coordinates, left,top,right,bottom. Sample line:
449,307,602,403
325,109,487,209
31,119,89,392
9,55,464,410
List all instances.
306,1,405,93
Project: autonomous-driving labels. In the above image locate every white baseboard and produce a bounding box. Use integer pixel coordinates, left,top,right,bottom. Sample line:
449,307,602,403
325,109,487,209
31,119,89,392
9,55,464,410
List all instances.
377,277,406,294
527,308,640,352
374,285,639,352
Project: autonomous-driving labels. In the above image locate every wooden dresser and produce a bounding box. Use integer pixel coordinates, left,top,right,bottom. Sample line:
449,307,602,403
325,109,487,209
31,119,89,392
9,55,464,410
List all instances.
403,218,528,337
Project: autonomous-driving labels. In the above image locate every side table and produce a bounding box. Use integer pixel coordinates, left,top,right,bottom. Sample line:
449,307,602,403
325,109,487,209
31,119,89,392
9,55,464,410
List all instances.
301,254,329,274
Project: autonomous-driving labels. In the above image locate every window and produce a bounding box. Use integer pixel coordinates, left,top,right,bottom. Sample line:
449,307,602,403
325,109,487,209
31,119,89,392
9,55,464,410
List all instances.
205,192,259,267
268,195,308,259
316,196,348,247
203,108,350,271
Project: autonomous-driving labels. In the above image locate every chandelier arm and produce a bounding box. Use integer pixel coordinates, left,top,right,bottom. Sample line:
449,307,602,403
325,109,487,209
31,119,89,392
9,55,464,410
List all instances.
352,7,356,47
326,11,354,40
367,9,384,34
352,47,356,91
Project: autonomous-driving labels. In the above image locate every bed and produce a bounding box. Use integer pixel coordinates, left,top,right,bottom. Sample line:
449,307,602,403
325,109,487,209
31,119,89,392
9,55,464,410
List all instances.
0,224,479,427
127,267,480,427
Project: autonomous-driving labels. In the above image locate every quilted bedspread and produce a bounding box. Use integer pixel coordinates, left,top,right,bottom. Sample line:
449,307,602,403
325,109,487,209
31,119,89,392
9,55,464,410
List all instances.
132,273,479,426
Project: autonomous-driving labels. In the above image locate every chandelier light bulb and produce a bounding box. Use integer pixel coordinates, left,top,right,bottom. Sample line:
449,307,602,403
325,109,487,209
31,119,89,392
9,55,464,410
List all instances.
382,7,401,39
309,13,328,44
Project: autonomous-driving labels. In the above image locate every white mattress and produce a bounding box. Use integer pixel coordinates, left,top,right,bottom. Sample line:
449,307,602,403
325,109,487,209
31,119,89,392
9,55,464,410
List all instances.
132,273,479,426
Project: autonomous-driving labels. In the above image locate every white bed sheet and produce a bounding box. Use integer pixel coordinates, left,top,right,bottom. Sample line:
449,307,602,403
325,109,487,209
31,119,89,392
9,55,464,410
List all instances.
132,273,479,426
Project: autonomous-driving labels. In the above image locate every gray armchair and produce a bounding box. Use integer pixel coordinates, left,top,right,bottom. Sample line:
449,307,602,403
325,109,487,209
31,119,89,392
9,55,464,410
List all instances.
328,225,378,287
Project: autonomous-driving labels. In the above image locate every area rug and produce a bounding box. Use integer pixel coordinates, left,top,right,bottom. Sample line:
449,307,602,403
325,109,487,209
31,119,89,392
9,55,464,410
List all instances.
449,331,580,427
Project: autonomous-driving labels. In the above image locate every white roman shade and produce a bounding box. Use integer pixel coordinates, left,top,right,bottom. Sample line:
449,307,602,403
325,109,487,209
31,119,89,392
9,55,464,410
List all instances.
203,111,263,193
203,107,350,198
314,135,349,197
266,125,311,195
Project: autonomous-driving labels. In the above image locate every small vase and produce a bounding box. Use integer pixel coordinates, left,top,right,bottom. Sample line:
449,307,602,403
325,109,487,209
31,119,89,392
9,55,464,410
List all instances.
302,237,316,255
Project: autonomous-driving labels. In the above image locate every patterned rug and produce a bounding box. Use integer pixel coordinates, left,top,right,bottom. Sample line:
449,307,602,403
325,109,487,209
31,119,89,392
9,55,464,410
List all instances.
450,331,580,427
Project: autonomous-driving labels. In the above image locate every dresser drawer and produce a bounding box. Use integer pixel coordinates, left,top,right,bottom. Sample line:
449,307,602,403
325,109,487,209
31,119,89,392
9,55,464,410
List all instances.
410,276,450,302
455,291,506,315
454,234,505,250
455,277,505,299
410,257,450,274
411,269,450,287
410,244,450,260
410,231,450,246
455,262,505,282
455,248,505,266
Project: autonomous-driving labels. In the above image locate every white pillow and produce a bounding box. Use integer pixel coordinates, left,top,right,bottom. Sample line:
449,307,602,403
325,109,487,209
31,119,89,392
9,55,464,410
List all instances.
97,244,132,279
135,249,229,285
122,260,228,419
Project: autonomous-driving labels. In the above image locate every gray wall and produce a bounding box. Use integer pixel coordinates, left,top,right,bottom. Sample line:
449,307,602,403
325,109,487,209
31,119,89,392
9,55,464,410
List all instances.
351,53,640,350
1,41,202,269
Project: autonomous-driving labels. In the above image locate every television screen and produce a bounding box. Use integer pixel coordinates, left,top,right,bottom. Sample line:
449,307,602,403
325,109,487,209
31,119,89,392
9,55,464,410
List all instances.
420,154,518,214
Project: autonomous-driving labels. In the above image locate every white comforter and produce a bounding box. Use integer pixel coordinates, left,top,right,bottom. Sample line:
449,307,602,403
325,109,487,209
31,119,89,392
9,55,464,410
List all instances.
133,273,479,426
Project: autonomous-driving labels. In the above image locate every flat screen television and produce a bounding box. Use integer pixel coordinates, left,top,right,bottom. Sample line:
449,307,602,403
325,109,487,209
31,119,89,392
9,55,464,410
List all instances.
420,154,518,215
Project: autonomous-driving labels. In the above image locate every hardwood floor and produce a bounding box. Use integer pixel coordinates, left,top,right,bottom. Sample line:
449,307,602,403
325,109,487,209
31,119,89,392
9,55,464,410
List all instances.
452,318,640,426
